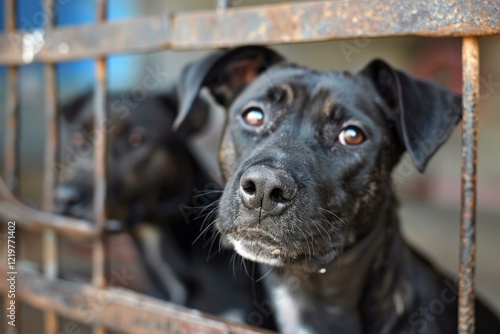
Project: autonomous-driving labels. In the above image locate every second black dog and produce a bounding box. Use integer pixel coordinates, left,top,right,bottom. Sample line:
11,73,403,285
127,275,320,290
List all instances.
54,89,274,327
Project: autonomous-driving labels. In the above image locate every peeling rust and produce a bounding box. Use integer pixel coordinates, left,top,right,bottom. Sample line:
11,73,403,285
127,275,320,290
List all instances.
172,0,500,49
0,1,499,64
0,263,273,334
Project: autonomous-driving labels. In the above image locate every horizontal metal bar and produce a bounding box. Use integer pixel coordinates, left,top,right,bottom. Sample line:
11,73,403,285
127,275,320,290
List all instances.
0,15,170,65
172,0,500,48
0,0,499,64
0,262,273,334
0,176,96,237
0,200,97,238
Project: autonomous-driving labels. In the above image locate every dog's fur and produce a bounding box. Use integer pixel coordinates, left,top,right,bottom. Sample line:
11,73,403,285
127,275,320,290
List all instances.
54,90,274,327
175,46,500,333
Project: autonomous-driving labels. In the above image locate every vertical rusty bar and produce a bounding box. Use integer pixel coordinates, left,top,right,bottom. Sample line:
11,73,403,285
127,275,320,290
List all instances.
3,1,19,334
3,0,20,191
459,37,479,334
42,1,59,333
217,0,231,9
93,1,108,333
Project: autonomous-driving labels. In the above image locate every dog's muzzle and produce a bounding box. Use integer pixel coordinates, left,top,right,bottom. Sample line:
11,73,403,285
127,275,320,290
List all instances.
239,165,297,216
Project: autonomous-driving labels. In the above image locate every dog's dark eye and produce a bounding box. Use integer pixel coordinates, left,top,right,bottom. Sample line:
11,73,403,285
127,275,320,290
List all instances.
72,132,85,146
338,126,365,145
242,107,264,127
128,133,143,148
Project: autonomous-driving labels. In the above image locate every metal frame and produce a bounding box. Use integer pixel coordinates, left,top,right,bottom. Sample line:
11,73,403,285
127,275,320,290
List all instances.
0,1,498,333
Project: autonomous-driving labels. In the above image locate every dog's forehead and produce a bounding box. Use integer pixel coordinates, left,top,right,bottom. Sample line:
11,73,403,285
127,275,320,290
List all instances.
76,97,175,135
237,65,378,117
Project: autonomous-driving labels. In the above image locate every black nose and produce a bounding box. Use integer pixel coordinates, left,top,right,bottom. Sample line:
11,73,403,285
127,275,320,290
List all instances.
54,185,84,213
239,165,297,215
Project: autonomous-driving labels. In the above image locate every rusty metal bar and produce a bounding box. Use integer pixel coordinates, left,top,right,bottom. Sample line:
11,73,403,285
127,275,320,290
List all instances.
3,1,20,334
2,1,20,191
0,200,97,237
42,1,59,331
0,176,98,237
92,1,108,333
172,0,499,48
0,0,500,65
459,37,479,334
217,0,231,10
3,70,19,191
0,15,171,65
0,262,273,334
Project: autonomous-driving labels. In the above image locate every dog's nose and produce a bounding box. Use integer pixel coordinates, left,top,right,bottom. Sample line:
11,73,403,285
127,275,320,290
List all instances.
239,165,297,214
54,185,83,213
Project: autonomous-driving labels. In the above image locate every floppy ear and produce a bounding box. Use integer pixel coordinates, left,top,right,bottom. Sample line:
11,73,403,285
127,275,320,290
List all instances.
174,45,284,130
159,88,210,138
60,92,92,123
360,59,462,172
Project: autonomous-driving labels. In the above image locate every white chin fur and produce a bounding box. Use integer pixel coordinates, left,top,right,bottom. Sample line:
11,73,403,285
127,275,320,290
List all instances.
229,237,285,267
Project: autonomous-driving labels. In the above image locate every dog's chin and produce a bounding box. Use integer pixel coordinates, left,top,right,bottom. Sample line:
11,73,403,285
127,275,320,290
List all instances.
226,233,341,272
228,236,288,267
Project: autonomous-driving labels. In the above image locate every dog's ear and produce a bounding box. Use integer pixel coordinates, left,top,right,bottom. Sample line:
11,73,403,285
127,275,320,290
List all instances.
174,45,284,130
360,59,462,172
160,89,210,138
60,92,92,123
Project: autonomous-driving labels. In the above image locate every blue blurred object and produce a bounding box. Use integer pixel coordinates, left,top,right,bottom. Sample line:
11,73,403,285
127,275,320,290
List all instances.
0,0,143,163
0,0,141,98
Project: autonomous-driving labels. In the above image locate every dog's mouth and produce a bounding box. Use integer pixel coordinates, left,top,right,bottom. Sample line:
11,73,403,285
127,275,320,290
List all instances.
226,228,341,271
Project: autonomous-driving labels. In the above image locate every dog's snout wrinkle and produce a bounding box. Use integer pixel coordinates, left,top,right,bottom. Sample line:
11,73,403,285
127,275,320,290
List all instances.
239,165,297,215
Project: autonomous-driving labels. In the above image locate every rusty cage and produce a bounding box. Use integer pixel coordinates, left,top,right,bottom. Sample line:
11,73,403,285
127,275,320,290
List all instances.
0,0,498,333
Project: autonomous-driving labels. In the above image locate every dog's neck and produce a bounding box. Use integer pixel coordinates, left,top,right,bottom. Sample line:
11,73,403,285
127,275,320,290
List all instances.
266,195,415,334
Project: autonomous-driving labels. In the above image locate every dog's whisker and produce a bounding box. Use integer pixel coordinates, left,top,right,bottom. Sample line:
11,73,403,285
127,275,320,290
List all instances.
241,257,253,281
192,189,224,197
199,206,219,232
231,252,238,279
312,211,339,235
310,218,332,245
304,232,313,260
192,219,217,245
255,266,274,283
207,230,221,261
218,230,227,254
317,207,347,226
183,200,219,210
194,200,220,219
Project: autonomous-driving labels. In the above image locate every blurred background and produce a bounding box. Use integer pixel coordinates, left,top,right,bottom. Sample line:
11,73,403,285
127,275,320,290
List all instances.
0,0,499,332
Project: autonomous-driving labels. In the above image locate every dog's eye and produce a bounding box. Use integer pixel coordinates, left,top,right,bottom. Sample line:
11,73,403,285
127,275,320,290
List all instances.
338,126,365,145
72,132,85,146
128,133,143,148
242,107,264,127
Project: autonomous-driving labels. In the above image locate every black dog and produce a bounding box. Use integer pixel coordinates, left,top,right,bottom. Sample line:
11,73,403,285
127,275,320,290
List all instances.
175,46,500,333
54,89,274,327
